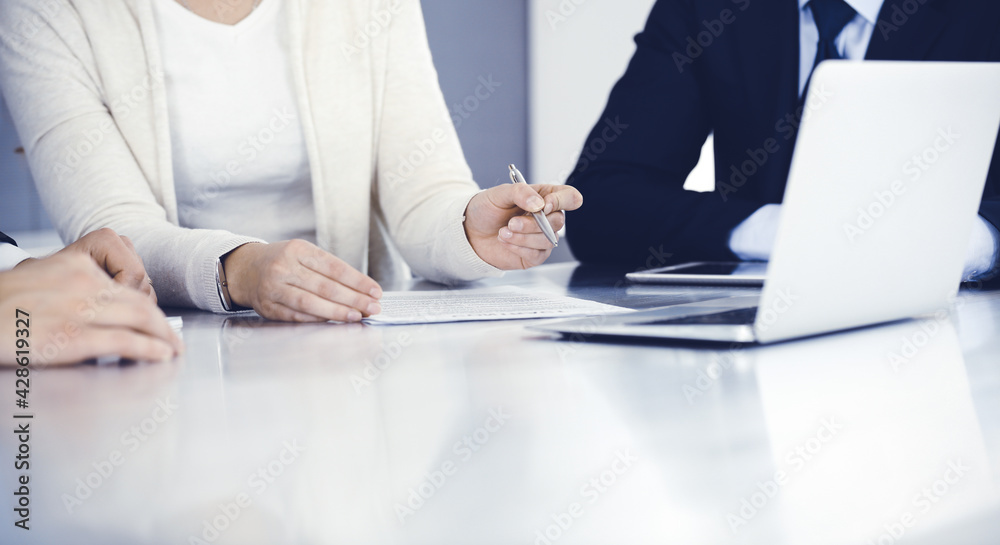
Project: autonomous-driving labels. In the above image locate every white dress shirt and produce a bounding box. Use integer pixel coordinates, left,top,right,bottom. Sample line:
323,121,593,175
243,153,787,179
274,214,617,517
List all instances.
729,0,1000,279
0,242,31,271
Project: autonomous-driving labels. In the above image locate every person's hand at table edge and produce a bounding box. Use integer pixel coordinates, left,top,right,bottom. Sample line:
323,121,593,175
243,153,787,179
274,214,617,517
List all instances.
222,240,384,323
464,183,584,270
15,227,157,303
0,253,183,367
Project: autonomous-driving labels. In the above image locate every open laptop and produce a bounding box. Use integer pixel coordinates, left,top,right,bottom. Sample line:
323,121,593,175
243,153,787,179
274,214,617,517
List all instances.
535,61,1000,344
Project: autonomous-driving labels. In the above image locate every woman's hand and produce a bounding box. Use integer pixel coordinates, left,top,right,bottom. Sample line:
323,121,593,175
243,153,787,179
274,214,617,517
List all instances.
0,253,182,366
464,184,583,270
223,240,383,323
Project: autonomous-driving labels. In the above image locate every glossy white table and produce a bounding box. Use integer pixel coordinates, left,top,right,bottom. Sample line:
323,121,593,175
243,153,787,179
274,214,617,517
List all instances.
2,263,999,545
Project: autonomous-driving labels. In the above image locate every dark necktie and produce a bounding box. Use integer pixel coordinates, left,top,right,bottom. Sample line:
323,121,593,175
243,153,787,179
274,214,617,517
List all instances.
804,0,857,94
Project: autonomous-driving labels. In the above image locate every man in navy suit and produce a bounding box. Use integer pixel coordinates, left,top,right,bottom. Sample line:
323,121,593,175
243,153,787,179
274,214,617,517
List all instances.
566,0,1000,280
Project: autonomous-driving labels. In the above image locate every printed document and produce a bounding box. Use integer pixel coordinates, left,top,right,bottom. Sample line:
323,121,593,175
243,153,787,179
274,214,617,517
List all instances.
365,286,630,325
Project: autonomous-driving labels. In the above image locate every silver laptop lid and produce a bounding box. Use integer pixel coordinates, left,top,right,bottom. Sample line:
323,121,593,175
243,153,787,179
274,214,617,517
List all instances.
754,61,1000,343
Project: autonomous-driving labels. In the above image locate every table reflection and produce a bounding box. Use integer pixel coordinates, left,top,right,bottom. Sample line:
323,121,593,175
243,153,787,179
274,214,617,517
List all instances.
749,317,997,545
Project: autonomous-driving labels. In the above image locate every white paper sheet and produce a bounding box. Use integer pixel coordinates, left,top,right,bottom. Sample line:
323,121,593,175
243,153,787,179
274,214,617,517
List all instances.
363,286,631,325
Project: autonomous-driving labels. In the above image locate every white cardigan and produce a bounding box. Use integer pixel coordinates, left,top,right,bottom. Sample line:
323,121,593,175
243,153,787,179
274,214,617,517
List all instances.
0,0,502,312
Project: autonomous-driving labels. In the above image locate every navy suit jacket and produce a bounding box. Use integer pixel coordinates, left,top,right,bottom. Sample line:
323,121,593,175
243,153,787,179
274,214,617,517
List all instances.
566,0,1000,266
0,231,16,247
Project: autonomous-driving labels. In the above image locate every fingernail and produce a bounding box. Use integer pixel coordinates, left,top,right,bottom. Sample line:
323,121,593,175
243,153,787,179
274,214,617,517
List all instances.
528,196,545,211
370,287,382,299
367,302,381,315
500,228,513,239
348,310,363,322
543,202,553,214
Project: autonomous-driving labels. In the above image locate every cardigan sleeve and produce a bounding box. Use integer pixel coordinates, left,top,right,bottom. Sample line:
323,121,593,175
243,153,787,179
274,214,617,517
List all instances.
0,0,263,311
373,0,503,284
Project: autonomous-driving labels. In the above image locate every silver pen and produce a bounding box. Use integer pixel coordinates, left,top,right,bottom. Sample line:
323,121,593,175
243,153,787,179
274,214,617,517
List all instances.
508,164,559,247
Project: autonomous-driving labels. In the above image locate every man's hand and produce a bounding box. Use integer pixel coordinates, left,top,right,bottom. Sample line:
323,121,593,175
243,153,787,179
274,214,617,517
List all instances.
223,240,383,323
17,228,157,302
0,253,183,367
464,184,584,270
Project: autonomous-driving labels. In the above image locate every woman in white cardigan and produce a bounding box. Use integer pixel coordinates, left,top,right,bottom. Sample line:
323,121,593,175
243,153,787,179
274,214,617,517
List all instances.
0,0,582,322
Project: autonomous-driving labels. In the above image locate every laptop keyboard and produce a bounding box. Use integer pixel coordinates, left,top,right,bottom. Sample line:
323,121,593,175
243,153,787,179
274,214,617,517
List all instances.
642,306,759,326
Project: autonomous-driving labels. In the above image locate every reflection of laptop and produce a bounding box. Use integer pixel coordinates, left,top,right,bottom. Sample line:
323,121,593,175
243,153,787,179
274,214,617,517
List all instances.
537,61,1000,344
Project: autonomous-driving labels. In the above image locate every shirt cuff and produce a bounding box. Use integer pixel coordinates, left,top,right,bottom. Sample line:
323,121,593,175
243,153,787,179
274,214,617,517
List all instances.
728,204,782,261
0,243,33,272
964,216,1000,281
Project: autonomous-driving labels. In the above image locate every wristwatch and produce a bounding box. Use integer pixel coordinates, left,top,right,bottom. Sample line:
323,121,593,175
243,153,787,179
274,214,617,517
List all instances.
216,252,250,312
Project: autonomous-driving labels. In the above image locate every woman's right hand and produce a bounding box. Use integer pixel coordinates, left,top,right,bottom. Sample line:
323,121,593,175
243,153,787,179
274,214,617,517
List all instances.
222,240,383,323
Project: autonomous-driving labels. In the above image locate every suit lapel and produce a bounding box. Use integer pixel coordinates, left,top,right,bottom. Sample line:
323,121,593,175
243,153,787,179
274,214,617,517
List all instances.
865,0,950,60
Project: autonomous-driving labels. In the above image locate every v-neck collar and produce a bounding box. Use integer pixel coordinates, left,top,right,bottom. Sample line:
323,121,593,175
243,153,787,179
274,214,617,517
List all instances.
155,0,279,35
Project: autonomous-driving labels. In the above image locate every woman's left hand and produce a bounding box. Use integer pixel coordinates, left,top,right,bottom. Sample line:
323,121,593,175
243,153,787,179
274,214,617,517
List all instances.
464,184,583,270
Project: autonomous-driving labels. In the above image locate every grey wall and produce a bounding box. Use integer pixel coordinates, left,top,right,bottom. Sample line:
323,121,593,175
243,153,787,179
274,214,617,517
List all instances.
0,97,51,232
423,0,530,189
0,0,530,233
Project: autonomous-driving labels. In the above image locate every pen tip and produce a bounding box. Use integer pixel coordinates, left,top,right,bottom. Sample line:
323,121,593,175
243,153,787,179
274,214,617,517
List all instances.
508,164,516,171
